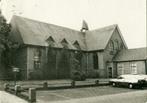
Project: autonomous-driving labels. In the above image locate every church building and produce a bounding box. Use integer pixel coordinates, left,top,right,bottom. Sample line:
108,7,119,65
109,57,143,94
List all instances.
1,15,146,80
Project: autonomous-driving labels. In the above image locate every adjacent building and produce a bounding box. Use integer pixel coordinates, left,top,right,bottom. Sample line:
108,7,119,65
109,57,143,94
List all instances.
113,48,147,76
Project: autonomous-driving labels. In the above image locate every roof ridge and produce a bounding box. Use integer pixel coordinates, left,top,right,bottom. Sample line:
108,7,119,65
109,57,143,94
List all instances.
127,47,146,50
11,15,81,33
10,15,126,51
12,15,118,33
87,24,117,32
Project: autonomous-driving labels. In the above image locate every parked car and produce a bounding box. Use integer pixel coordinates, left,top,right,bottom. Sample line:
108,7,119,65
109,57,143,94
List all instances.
109,74,147,89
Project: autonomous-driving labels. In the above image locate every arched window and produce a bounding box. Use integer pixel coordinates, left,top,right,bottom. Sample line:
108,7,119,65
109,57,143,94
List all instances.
93,53,99,69
115,40,119,50
34,49,41,69
109,40,114,51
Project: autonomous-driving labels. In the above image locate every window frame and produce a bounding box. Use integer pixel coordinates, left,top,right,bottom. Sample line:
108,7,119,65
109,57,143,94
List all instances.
130,63,137,74
117,63,124,75
34,49,41,69
115,39,119,50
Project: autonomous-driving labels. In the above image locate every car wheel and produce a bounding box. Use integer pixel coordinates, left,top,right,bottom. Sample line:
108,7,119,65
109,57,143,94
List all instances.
112,82,116,87
128,83,133,89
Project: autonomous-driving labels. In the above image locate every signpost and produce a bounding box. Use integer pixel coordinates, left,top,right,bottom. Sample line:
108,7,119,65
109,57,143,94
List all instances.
12,67,20,86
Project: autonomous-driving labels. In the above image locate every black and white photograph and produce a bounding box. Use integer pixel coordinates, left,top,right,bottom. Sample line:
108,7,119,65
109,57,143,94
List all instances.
0,0,146,103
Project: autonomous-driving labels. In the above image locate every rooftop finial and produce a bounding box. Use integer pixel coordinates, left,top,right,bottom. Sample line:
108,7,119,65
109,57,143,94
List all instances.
81,20,89,32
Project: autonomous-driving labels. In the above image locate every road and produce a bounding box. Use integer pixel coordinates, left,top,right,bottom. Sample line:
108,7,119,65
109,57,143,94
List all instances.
36,86,146,103
1,85,147,103
49,90,147,103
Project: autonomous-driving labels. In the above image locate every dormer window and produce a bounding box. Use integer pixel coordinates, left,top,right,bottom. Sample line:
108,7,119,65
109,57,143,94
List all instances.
46,36,55,47
73,40,81,50
61,38,68,48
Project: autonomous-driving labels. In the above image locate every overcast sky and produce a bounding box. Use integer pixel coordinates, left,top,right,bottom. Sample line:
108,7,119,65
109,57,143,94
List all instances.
0,0,146,49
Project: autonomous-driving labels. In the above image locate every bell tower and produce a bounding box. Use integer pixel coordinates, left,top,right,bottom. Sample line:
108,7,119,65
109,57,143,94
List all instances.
81,20,89,32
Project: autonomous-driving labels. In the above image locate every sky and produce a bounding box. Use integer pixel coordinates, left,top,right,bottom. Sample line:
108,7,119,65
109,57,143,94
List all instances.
0,0,146,49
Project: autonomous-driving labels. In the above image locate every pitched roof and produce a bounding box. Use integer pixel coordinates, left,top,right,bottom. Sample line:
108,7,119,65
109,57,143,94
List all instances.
9,15,126,51
113,47,147,62
85,25,117,51
9,15,87,50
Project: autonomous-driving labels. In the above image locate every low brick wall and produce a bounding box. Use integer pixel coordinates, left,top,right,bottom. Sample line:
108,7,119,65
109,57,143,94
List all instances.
0,91,27,103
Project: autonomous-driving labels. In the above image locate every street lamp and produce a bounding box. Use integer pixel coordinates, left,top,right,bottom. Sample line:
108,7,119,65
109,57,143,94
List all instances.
12,67,20,86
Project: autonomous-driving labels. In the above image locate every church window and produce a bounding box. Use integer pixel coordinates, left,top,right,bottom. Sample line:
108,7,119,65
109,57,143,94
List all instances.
109,40,115,51
93,53,99,69
115,39,119,50
34,49,41,69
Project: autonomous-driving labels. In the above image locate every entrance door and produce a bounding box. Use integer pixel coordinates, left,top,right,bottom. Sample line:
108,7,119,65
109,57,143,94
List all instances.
108,67,113,78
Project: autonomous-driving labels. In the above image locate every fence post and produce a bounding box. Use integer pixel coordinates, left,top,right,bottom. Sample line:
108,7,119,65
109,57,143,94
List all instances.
71,80,76,87
15,85,21,95
43,82,48,89
95,80,99,85
29,88,36,102
4,83,9,91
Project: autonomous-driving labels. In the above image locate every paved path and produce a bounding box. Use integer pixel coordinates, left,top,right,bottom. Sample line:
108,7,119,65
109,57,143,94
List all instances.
43,90,147,103
0,91,27,103
36,86,137,102
1,87,147,103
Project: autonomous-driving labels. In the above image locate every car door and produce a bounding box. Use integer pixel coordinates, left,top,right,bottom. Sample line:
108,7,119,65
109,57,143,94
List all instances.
116,76,125,86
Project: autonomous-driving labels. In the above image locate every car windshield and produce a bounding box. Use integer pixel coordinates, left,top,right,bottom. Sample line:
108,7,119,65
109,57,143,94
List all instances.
117,76,124,79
